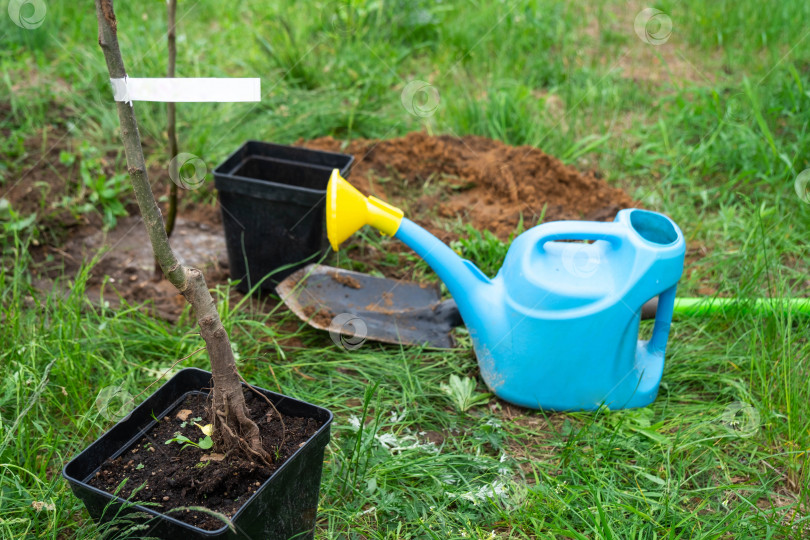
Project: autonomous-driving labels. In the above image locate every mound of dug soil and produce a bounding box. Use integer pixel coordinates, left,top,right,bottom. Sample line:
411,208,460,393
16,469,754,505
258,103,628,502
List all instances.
303,131,637,239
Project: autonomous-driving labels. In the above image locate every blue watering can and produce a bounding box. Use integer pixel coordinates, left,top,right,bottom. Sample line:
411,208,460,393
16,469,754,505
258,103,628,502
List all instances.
326,171,686,410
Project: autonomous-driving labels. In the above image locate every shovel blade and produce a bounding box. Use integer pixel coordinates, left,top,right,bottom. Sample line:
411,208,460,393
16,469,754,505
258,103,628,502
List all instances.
276,264,459,348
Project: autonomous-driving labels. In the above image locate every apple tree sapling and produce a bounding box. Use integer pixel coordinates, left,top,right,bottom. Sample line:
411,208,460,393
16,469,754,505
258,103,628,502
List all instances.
94,0,270,464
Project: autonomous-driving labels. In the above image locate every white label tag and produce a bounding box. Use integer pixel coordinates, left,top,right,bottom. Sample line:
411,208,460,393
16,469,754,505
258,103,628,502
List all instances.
110,77,261,103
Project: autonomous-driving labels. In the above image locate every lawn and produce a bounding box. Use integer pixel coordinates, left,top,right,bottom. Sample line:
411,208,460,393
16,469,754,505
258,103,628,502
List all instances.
1,0,808,538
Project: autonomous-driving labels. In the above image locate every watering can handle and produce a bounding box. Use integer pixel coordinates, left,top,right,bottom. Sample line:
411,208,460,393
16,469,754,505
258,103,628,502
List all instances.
535,221,626,251
647,284,678,354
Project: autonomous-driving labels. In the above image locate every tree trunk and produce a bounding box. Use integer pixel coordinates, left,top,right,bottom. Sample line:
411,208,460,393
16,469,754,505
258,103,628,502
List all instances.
94,0,269,463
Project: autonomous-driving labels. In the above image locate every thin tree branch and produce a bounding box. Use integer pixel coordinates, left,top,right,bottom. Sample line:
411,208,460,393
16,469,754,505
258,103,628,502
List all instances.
164,0,179,239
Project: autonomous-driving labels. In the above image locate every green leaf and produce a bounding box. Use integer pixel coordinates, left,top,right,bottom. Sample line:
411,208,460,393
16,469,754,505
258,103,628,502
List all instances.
58,151,75,166
198,436,213,450
439,374,491,412
165,432,193,445
628,426,671,446
4,213,36,232
637,472,666,486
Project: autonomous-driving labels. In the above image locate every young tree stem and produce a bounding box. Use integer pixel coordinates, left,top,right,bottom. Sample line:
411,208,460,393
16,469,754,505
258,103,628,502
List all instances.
94,0,269,462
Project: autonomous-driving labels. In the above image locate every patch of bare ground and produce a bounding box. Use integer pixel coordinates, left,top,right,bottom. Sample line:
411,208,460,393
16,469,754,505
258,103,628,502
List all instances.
33,212,229,322
582,1,723,86
1,125,84,241
0,115,247,321
1,121,181,246
491,399,568,476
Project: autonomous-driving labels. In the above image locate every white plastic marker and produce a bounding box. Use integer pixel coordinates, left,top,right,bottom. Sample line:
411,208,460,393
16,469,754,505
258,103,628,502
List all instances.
110,77,260,103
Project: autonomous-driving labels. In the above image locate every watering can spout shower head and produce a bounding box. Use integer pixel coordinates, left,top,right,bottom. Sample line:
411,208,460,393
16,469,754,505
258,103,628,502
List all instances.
326,169,404,250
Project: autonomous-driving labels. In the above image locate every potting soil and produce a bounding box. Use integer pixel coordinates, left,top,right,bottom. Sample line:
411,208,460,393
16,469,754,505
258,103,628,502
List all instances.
88,391,323,531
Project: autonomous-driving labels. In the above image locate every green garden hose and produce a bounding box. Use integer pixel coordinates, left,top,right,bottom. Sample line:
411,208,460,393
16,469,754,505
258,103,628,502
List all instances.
642,297,810,319
674,297,810,316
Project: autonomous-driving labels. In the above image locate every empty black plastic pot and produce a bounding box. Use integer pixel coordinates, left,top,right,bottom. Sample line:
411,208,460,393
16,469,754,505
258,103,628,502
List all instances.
62,368,333,539
213,141,354,294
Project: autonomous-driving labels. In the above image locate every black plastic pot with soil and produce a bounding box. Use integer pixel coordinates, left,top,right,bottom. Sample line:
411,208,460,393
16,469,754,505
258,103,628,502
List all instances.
214,141,354,294
62,368,333,539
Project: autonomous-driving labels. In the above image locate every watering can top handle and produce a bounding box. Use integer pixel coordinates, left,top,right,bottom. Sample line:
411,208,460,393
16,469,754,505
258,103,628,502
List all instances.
535,221,626,251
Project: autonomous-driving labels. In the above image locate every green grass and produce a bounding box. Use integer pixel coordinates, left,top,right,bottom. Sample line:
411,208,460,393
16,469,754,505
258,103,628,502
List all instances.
1,0,809,538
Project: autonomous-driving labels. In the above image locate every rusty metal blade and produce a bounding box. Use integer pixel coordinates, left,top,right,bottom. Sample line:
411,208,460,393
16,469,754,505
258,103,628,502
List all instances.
275,264,461,348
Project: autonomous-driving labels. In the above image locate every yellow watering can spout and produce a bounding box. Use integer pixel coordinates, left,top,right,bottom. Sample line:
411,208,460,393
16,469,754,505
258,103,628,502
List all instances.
326,169,404,251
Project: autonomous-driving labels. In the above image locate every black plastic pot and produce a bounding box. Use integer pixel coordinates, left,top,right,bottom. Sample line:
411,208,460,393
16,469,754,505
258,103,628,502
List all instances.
62,368,333,539
213,141,354,293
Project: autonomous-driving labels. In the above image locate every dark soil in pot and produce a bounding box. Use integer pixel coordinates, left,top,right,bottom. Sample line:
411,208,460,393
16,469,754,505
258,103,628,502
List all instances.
87,390,323,531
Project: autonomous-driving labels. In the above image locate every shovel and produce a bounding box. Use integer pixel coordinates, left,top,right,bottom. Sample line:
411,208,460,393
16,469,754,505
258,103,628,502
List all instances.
275,264,462,348
277,264,810,348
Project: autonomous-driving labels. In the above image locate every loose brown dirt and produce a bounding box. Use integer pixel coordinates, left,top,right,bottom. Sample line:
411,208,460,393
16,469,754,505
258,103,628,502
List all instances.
329,270,362,289
302,131,637,240
302,304,336,328
88,390,323,531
